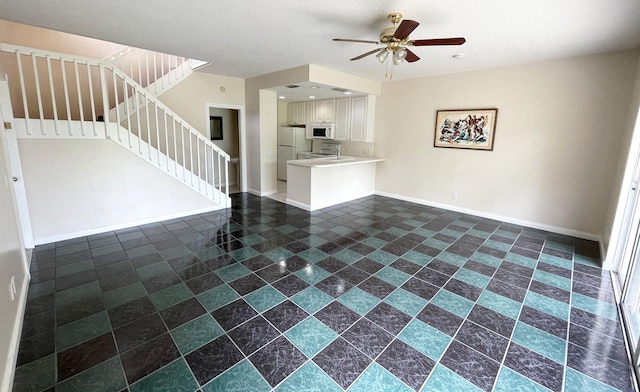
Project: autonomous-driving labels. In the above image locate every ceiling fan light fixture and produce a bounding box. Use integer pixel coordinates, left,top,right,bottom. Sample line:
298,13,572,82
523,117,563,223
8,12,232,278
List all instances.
394,47,408,61
376,49,389,63
393,47,408,65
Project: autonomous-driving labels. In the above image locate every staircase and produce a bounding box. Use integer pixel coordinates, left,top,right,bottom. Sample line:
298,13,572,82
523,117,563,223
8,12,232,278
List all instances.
0,43,230,208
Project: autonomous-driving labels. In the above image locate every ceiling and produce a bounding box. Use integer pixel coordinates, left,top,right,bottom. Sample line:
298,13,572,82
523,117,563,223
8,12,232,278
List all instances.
1,0,639,87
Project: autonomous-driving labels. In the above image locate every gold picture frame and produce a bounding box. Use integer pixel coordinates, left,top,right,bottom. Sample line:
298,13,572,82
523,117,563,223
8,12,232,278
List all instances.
434,108,498,150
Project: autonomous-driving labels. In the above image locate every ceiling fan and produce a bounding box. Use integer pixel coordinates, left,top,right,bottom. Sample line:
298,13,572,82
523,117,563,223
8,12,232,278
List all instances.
333,12,466,77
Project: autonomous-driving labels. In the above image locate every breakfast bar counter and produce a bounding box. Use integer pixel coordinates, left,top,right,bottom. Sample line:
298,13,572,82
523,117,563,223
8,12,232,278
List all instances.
286,156,384,211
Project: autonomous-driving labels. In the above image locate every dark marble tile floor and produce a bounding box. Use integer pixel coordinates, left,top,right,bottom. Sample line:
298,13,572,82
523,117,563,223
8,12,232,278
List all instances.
12,193,636,391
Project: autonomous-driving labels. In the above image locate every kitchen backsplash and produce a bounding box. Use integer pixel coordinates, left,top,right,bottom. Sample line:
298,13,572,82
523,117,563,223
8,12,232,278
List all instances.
311,140,374,157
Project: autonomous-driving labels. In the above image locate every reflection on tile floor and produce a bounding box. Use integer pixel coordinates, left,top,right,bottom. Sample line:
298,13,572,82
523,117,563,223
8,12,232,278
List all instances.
13,193,636,391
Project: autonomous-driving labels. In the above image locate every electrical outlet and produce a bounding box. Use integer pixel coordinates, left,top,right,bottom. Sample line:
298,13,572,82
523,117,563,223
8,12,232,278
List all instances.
9,276,16,301
452,192,458,200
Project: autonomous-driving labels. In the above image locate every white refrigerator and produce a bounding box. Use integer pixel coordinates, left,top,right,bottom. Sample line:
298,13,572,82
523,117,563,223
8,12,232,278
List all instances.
277,127,311,181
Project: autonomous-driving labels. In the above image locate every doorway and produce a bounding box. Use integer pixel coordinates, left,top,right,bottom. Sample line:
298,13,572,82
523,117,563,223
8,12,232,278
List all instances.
205,103,246,194
607,103,640,380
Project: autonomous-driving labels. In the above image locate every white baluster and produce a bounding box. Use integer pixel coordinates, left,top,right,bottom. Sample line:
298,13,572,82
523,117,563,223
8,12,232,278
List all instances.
181,123,186,181
112,72,121,142
32,54,45,135
73,60,85,136
153,53,158,95
125,81,132,148
15,51,31,135
145,92,151,160
86,64,97,136
197,137,201,191
164,109,169,171
60,58,72,135
155,102,160,165
225,157,229,205
98,64,110,139
173,117,178,177
45,55,59,135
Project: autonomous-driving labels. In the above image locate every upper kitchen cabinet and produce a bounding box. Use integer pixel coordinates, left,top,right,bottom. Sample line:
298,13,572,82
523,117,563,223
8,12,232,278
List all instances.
287,101,306,125
334,95,375,142
305,101,315,139
350,96,368,142
334,98,351,141
314,99,335,123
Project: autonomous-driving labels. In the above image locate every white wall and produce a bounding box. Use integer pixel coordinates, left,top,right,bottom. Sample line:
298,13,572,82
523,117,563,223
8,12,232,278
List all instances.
0,109,29,392
375,50,640,238
19,139,217,243
259,89,278,194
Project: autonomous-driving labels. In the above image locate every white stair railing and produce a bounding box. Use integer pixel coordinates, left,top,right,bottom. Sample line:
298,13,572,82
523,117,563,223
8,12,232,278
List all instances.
0,43,230,208
104,46,193,95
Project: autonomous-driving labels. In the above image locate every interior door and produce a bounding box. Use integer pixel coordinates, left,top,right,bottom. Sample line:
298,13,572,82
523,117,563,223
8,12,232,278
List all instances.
0,80,34,249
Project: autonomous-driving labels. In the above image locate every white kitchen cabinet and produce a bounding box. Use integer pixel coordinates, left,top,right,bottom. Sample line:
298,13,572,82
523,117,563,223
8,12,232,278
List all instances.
314,99,335,123
334,98,351,141
287,102,306,125
305,101,315,139
349,96,367,142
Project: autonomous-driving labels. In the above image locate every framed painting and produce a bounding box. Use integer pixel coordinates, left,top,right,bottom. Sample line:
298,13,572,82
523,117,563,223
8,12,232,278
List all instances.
210,116,223,140
434,108,498,150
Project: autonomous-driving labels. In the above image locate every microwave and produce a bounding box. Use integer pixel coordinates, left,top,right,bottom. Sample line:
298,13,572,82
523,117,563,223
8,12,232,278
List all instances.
311,123,335,139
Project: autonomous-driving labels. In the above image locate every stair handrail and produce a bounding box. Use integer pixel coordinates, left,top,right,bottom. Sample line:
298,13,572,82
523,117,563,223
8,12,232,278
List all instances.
103,46,190,94
0,42,230,206
0,43,229,156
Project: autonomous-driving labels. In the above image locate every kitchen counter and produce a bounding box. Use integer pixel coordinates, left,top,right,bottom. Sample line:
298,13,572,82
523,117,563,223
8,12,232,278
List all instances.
288,155,384,167
286,156,384,211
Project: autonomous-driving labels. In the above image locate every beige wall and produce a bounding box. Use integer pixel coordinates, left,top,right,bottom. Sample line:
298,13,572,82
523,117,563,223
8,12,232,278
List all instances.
375,50,640,238
159,71,244,134
0,20,127,120
0,19,125,59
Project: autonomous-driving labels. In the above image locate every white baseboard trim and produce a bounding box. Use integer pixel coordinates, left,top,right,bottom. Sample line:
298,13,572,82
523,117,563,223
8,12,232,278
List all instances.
34,205,226,245
375,190,602,242
1,272,30,392
246,188,282,197
285,198,310,211
247,188,262,197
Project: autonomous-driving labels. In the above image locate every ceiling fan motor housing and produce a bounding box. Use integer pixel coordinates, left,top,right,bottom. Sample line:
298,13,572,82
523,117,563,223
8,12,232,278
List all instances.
380,27,397,43
381,12,403,43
